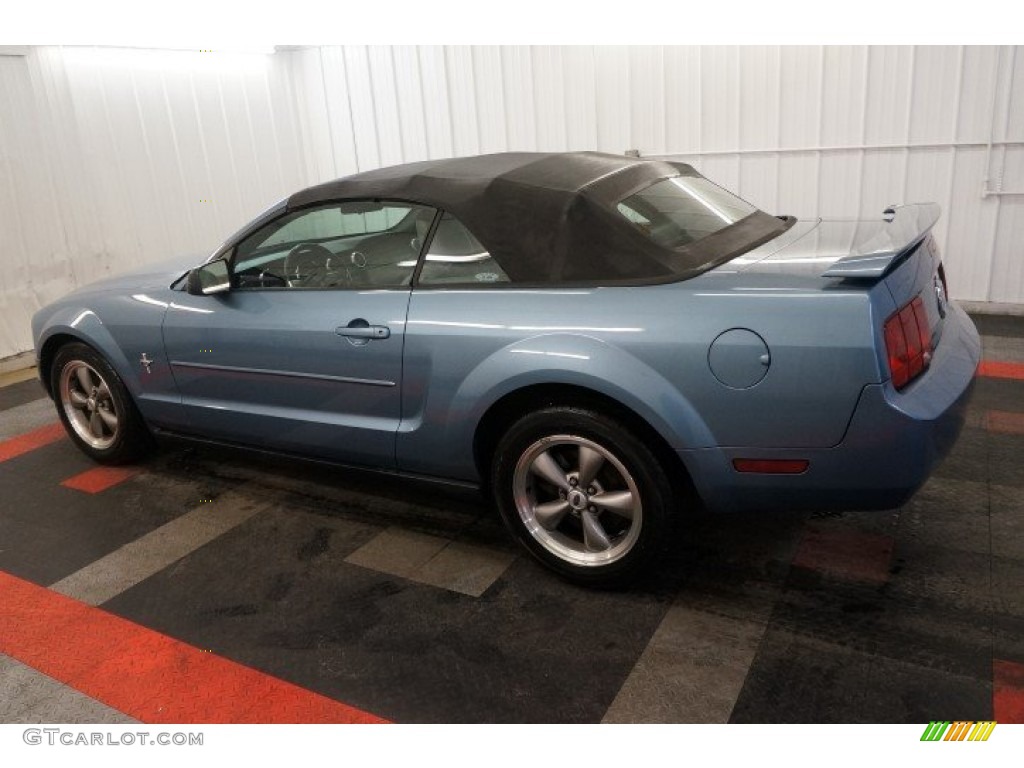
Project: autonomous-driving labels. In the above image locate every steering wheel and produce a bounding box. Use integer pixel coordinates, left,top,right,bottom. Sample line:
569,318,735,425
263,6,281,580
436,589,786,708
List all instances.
343,249,374,287
284,242,341,288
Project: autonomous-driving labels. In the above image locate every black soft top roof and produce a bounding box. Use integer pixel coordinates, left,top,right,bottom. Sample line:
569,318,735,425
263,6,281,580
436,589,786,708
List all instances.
289,152,676,203
287,152,788,284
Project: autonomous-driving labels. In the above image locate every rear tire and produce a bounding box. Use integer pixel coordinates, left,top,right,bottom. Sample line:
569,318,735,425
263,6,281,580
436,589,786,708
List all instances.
491,406,676,587
51,342,152,465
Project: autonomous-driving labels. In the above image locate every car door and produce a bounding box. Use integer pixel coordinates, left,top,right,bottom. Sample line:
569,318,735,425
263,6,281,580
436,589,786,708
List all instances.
161,199,438,468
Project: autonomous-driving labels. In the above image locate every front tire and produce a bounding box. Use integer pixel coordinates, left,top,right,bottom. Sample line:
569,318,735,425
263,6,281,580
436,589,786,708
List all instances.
491,406,675,587
51,342,152,465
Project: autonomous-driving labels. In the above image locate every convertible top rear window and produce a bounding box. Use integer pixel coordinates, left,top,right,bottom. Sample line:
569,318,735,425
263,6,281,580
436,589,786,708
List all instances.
617,177,757,250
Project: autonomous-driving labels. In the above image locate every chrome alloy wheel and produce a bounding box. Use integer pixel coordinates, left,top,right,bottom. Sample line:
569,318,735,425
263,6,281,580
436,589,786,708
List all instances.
512,434,642,567
59,360,120,450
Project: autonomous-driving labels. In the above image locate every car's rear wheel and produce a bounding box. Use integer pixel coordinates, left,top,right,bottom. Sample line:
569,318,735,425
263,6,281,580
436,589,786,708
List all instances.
51,342,152,464
492,406,675,587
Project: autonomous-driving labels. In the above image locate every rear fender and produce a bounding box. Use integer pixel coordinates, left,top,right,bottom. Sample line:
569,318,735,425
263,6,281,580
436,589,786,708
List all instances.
399,333,713,480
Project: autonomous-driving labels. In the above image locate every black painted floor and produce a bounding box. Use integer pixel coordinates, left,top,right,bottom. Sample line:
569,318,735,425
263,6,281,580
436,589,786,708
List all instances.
1,313,1022,723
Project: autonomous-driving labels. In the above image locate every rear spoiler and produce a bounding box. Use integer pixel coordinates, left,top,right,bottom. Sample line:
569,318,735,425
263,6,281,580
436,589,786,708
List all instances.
822,203,941,279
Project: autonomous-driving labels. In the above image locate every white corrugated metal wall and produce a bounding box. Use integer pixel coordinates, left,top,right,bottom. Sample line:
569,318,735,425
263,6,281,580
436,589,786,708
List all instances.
1,45,1022,360
0,46,307,360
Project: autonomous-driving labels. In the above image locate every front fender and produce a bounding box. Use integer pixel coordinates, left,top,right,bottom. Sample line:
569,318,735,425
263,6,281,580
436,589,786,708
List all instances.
35,307,143,397
396,332,712,481
33,294,183,428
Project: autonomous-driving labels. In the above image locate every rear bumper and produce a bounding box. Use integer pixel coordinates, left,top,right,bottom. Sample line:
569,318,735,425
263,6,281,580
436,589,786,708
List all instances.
681,302,981,514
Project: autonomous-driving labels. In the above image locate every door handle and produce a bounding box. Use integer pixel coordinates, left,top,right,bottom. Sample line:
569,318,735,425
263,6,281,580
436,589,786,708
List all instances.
336,320,390,340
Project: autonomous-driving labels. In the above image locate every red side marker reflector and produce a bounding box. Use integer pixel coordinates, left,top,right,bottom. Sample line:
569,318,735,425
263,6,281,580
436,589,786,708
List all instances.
732,458,809,474
979,360,1024,381
61,465,140,493
0,423,65,463
0,570,388,724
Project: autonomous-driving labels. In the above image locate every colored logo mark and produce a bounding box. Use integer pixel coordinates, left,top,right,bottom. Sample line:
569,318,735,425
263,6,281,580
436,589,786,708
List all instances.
920,721,997,741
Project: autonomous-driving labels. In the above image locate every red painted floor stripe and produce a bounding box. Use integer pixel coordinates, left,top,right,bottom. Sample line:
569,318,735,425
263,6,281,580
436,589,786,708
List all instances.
0,571,387,724
979,360,1024,381
791,526,894,585
984,410,1024,436
0,423,65,463
994,659,1024,724
61,465,141,493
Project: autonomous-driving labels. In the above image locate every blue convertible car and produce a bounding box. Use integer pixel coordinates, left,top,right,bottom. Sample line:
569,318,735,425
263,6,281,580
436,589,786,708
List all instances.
32,152,980,585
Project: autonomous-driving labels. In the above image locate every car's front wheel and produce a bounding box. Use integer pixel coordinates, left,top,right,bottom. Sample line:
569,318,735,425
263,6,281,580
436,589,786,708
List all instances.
492,406,675,587
51,342,152,464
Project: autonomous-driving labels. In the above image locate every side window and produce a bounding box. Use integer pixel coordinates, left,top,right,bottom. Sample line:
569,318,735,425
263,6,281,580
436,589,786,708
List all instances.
418,213,510,286
232,201,436,289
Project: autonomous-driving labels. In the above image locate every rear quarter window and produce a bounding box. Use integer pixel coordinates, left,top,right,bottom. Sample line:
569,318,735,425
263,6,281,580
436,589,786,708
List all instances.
418,213,510,286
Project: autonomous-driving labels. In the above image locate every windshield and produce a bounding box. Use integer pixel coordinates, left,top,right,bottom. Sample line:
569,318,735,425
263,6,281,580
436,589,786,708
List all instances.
616,176,757,250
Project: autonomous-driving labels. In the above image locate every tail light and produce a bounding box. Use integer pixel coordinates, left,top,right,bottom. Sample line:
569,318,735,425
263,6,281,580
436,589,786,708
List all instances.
884,295,933,389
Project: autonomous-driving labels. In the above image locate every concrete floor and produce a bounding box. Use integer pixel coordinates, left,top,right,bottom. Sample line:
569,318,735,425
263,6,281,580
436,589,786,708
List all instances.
1,313,1023,723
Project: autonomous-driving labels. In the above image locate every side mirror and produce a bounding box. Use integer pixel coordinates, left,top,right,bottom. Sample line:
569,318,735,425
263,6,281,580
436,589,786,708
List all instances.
186,258,231,296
